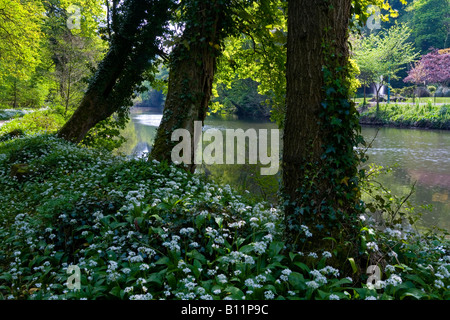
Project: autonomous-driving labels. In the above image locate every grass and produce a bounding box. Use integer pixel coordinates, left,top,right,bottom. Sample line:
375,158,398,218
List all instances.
358,102,450,129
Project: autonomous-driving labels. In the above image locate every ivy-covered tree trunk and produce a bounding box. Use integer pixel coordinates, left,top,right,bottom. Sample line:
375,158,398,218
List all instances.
283,0,364,260
150,1,228,172
58,0,171,143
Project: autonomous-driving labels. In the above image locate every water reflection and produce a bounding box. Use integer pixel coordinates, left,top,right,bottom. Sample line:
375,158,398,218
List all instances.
115,110,161,157
133,114,163,127
118,110,450,231
361,127,450,231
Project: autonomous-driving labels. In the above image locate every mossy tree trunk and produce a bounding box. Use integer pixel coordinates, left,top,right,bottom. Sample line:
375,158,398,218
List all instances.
58,0,171,143
283,0,363,261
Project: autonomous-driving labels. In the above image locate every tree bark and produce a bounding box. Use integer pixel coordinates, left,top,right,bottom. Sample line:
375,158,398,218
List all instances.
283,0,360,255
150,1,226,172
363,82,367,106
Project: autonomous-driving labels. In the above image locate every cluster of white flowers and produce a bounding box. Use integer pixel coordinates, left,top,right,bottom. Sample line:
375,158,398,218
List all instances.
179,227,195,236
129,293,153,300
222,251,255,265
300,225,313,238
280,268,292,282
384,227,404,240
252,241,267,255
162,236,181,251
264,290,275,299
377,274,402,288
228,220,246,229
366,242,379,251
244,275,267,290
217,274,228,284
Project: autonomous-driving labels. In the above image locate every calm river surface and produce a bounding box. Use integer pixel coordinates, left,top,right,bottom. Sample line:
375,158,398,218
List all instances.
118,109,450,231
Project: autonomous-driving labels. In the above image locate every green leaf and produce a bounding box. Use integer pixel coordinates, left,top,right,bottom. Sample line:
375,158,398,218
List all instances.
109,286,122,298
329,277,353,288
293,261,310,274
155,256,170,265
404,274,427,287
166,272,177,288
288,272,306,290
401,288,427,300
268,241,284,258
147,272,164,285
192,259,202,278
0,273,12,282
239,244,254,253
289,252,297,261
215,217,223,228
317,289,329,300
348,258,358,274
186,250,207,264
195,214,206,229
225,286,245,299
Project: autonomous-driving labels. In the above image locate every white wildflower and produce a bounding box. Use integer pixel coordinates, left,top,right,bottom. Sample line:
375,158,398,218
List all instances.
366,242,379,251
264,290,275,300
306,281,319,289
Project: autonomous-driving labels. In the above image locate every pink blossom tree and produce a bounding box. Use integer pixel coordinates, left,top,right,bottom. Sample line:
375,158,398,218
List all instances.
405,49,450,87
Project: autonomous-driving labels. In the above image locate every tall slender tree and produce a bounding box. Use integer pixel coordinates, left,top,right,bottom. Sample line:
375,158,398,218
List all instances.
150,0,233,171
58,0,173,143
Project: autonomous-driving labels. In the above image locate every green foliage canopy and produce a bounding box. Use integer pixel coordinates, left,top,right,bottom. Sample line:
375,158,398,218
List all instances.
0,0,44,81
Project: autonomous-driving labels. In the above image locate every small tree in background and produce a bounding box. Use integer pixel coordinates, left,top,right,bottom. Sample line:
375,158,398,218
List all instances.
404,49,450,101
352,24,418,113
403,59,427,103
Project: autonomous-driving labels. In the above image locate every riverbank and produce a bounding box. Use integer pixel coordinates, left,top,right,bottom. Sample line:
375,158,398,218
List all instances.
358,103,450,130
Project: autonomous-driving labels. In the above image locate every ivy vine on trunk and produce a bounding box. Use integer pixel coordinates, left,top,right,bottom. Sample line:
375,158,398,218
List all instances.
57,0,173,143
150,0,233,172
282,0,367,272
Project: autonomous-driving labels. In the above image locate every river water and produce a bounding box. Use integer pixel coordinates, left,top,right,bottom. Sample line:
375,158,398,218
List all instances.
118,109,450,231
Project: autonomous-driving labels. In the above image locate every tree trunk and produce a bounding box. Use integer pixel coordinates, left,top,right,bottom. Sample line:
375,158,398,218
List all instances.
150,1,226,172
13,79,17,109
283,0,362,258
58,0,171,143
376,85,380,114
363,82,367,106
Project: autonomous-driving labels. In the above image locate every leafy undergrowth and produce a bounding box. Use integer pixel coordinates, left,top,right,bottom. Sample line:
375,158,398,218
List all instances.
0,135,449,300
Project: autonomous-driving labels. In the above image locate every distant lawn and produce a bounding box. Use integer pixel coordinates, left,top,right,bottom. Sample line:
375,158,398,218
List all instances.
354,97,450,105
